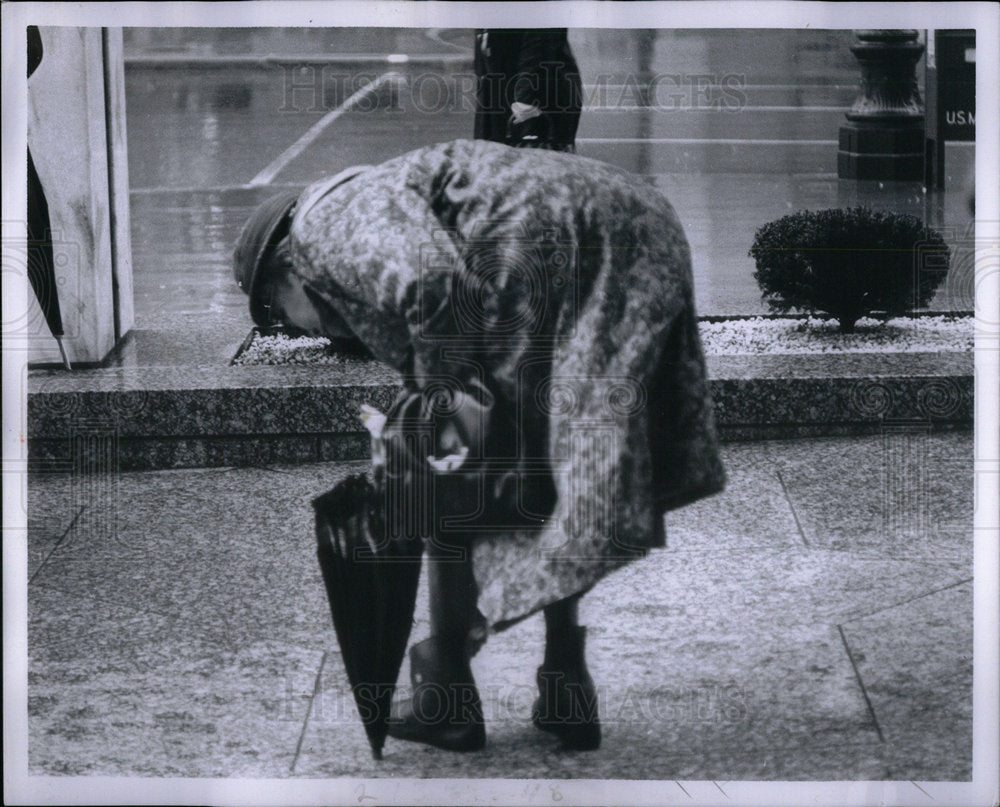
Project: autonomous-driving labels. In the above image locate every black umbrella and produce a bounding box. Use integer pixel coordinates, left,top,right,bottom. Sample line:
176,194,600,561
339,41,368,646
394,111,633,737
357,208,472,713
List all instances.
313,473,424,760
27,152,71,369
27,28,70,370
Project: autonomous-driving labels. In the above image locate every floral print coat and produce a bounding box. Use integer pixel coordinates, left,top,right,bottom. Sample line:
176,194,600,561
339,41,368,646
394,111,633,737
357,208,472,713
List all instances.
289,139,725,630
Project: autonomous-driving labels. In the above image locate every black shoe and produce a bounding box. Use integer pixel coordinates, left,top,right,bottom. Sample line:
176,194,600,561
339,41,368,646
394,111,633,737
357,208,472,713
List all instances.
531,626,601,751
387,636,486,752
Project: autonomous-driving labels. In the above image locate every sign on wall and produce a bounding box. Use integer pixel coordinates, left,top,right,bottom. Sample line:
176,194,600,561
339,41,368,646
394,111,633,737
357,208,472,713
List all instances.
925,29,975,188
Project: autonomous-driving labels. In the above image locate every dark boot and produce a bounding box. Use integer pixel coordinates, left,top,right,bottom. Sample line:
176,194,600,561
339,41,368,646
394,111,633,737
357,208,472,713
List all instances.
387,636,486,752
531,626,600,750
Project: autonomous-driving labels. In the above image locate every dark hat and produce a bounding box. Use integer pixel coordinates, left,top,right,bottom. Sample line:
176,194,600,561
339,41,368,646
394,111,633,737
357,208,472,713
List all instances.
233,192,300,326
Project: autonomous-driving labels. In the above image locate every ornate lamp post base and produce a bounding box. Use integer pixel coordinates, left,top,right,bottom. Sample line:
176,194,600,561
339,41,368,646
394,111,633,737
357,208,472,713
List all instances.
837,122,925,181
837,30,925,181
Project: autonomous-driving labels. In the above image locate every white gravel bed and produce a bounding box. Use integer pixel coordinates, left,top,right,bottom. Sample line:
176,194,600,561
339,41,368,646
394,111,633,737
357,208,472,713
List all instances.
235,315,974,365
699,315,973,355
232,334,360,366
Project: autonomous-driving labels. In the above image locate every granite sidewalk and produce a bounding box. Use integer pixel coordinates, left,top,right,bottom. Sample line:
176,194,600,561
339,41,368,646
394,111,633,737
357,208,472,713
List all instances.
25,431,973,782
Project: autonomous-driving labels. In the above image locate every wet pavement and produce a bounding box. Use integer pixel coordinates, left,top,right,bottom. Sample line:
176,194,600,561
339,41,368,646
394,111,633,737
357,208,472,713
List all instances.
26,433,973,780
117,28,975,369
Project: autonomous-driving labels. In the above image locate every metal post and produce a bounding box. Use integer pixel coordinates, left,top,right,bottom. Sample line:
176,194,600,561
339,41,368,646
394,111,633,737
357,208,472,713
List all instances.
837,30,925,181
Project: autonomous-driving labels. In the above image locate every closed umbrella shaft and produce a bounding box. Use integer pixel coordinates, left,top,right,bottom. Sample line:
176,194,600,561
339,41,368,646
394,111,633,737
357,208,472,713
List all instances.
28,150,70,368
314,474,423,760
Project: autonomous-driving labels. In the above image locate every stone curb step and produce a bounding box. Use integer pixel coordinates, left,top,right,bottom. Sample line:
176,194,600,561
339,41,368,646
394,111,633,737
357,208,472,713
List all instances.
26,352,972,472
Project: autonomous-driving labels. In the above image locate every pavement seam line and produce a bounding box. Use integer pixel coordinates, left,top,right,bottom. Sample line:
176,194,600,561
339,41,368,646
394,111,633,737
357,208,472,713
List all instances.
674,781,692,799
291,650,329,773
582,83,857,91
583,105,848,113
249,73,396,187
28,504,86,586
130,182,305,195
424,28,471,53
775,469,810,547
910,781,934,800
840,576,974,624
836,624,886,743
576,137,839,145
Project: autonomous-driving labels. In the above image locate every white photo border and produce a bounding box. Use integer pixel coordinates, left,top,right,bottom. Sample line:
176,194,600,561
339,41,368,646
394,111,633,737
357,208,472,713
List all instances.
3,2,998,806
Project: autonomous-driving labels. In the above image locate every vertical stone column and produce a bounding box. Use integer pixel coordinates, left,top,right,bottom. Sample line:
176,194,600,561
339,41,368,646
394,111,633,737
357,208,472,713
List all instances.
27,27,133,366
837,30,925,181
633,29,657,176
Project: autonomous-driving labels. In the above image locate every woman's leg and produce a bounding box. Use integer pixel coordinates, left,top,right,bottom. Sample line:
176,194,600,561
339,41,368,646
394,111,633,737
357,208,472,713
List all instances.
427,542,479,642
387,540,486,752
534,592,600,750
543,592,580,635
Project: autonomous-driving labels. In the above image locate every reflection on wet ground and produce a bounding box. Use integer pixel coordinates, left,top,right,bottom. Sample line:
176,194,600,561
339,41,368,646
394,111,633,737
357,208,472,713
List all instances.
119,28,975,368
125,27,473,58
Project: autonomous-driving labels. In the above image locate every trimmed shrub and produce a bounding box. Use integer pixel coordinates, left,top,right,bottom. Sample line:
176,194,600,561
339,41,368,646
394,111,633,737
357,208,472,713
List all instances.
749,207,950,333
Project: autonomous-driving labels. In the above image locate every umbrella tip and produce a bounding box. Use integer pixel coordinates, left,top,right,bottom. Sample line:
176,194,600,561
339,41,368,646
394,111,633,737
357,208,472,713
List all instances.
55,336,72,370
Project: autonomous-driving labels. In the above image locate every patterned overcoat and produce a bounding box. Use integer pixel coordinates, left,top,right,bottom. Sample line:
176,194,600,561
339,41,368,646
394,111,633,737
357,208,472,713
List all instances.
289,139,725,630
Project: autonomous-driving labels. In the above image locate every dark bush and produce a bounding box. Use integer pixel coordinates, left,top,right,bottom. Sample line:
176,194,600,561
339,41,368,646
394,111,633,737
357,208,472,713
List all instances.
749,207,950,333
